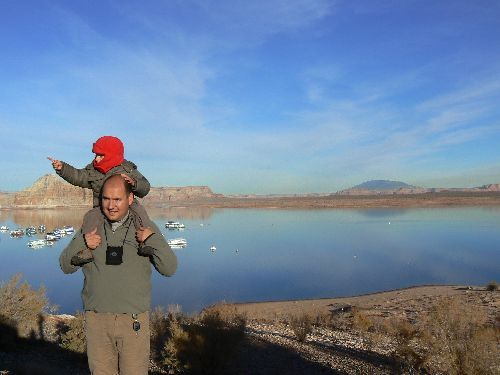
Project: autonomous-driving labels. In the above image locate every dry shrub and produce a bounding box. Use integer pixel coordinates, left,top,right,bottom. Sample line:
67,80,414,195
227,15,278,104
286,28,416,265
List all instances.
289,313,313,342
486,280,498,291
387,297,500,374
150,305,187,365
59,312,86,354
157,304,246,375
0,273,52,338
385,317,428,372
351,308,374,332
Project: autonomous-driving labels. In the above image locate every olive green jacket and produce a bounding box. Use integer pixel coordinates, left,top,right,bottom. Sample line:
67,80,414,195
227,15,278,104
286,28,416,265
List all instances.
57,159,150,207
59,218,177,314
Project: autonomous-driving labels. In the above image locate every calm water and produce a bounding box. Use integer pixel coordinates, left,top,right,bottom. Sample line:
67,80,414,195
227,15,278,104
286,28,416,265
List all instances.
0,206,499,314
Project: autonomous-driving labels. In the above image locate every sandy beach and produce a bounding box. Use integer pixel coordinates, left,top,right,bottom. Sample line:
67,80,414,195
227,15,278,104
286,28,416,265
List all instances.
231,284,499,323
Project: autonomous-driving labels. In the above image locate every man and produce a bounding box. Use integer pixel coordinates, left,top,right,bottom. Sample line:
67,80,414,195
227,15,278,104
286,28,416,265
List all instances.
60,174,177,375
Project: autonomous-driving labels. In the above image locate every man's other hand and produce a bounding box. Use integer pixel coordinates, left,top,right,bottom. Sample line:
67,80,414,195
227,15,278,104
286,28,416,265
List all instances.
136,227,153,244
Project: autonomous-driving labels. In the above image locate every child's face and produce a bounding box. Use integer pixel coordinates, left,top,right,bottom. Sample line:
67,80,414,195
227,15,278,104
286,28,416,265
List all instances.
94,154,104,164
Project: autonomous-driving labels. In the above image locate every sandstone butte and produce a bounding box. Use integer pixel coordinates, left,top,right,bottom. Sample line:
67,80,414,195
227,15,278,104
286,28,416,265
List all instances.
1,174,500,209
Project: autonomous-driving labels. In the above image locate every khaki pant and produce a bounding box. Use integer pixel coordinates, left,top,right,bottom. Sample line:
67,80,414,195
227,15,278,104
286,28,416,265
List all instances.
85,311,150,375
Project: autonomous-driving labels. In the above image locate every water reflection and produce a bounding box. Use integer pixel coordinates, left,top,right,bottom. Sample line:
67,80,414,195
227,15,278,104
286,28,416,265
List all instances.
0,206,216,230
1,207,499,314
0,209,87,230
146,206,215,221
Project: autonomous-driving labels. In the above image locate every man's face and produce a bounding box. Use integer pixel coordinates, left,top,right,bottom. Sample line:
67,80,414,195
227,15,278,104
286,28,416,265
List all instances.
101,181,133,222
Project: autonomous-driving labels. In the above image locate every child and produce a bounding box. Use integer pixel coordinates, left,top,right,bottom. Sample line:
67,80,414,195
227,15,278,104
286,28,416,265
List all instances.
48,135,153,237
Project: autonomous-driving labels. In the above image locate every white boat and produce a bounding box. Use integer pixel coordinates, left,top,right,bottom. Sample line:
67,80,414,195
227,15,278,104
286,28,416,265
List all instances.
38,224,46,233
27,239,47,248
46,233,61,241
168,238,187,247
0,225,9,232
210,245,216,252
62,226,75,234
165,221,185,229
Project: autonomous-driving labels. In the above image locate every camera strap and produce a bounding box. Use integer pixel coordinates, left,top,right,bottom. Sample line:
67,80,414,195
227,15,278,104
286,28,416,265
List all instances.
104,218,133,249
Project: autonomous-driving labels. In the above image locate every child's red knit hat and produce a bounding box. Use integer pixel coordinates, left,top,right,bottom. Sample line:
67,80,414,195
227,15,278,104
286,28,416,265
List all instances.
92,136,124,174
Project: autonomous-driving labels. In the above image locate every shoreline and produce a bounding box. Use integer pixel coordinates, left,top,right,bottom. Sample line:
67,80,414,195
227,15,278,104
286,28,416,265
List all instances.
229,284,499,323
2,191,500,210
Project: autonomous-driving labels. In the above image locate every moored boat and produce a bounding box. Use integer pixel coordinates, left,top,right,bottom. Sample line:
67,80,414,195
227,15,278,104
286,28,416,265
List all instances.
165,221,185,229
46,232,61,241
167,238,187,248
27,239,47,248
10,229,24,237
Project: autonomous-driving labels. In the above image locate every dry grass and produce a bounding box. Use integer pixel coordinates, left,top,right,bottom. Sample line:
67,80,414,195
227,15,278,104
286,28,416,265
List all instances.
289,313,313,342
385,297,500,374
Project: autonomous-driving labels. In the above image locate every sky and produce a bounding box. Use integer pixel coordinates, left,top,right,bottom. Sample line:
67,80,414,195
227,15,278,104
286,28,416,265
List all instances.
1,0,500,194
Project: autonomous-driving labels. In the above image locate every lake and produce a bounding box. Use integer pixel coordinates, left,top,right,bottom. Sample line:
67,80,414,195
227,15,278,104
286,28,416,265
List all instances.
0,206,499,314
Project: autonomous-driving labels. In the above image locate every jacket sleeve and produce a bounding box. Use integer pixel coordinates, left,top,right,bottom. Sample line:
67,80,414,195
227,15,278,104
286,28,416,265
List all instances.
56,162,93,189
142,223,177,277
59,232,88,274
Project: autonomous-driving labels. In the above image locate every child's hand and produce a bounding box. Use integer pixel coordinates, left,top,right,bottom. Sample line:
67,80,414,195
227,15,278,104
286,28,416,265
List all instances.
136,226,154,244
120,174,136,187
84,228,101,250
47,156,62,171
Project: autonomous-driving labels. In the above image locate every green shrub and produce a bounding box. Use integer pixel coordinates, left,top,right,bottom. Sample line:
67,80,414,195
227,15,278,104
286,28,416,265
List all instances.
0,274,53,338
486,280,498,291
59,312,86,354
158,304,246,375
289,313,313,342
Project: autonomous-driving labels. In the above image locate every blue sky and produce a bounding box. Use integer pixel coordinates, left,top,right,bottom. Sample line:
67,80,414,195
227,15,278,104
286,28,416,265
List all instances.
1,0,500,194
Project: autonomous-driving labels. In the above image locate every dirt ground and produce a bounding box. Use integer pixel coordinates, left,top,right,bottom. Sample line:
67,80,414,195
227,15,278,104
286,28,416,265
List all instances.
230,285,499,324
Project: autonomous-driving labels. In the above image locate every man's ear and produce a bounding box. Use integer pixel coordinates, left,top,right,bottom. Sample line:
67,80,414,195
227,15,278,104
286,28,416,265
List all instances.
128,192,134,205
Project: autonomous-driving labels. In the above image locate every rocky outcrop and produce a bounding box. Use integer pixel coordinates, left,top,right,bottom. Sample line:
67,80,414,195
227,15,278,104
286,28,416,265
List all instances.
12,174,93,208
3,174,222,208
142,186,223,206
0,191,14,208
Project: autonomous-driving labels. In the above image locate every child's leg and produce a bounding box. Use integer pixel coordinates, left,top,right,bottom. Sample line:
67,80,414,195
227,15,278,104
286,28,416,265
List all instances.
129,200,153,230
81,207,105,234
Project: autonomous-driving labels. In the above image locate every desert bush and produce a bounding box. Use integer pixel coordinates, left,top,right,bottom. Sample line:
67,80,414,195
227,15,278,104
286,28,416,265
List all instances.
150,305,188,365
289,313,313,342
0,273,53,338
387,297,500,375
385,317,428,372
157,304,246,375
59,312,86,354
351,308,374,332
486,280,498,291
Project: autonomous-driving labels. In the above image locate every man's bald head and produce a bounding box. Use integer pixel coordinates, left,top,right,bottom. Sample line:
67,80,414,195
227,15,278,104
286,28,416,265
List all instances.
101,175,134,222
103,174,133,195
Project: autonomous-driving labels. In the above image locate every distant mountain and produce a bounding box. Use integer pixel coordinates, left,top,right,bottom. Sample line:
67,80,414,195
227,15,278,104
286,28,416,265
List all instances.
351,180,417,190
338,179,500,195
337,180,426,195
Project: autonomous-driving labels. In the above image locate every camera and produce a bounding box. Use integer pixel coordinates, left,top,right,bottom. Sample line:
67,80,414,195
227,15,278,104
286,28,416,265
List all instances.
106,245,123,265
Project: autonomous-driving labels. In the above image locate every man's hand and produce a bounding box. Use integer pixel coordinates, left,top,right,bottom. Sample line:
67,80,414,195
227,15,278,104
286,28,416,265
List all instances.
47,156,62,171
120,174,136,188
84,228,101,250
136,226,154,244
